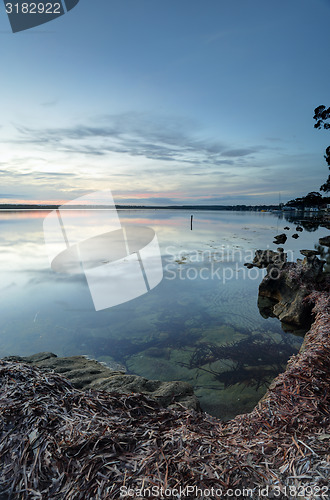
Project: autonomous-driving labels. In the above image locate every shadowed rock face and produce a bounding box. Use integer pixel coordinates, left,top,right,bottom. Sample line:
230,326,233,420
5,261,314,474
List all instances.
257,251,329,330
3,352,200,412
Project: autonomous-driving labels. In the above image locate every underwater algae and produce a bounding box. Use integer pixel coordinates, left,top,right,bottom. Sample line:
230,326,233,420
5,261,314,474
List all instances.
124,320,301,420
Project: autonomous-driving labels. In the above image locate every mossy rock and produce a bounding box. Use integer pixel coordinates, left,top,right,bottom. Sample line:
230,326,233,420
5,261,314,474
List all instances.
4,352,200,412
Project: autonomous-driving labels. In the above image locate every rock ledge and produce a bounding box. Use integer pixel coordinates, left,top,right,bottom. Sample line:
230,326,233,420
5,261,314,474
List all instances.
4,351,200,411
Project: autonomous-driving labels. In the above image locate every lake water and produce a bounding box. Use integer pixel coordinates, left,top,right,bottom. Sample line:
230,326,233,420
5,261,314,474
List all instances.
0,209,328,420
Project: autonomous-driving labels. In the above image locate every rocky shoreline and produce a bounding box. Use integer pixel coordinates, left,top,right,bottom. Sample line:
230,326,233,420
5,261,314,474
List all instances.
0,249,329,498
254,247,329,331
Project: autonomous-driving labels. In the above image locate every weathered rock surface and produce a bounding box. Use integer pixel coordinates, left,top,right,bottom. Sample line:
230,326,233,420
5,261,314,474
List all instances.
4,352,200,411
257,251,328,330
300,249,321,258
250,249,287,269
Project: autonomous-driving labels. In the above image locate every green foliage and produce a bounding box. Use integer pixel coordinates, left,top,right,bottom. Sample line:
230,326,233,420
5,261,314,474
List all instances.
313,105,330,130
314,105,330,192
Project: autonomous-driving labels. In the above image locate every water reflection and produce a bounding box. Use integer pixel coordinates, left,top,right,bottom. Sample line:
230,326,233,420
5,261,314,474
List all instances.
0,209,328,419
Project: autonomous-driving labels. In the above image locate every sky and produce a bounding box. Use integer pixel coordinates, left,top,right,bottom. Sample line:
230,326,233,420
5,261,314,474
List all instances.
1,0,330,206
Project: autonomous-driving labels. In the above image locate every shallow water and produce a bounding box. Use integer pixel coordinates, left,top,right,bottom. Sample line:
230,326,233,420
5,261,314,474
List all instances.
0,209,328,419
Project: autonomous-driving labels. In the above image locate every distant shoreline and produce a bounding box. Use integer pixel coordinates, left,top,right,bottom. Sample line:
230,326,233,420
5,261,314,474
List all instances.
0,203,280,211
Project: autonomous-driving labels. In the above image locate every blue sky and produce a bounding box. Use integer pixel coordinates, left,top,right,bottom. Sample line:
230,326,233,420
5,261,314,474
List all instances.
1,0,330,205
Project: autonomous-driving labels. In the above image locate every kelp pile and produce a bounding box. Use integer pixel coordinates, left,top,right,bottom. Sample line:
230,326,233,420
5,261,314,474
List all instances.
181,334,298,390
0,290,330,499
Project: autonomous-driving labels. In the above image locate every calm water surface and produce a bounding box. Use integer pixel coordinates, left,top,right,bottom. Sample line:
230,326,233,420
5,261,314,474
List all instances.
0,209,328,419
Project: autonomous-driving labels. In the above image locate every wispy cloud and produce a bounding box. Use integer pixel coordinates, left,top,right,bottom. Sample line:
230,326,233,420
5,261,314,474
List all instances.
13,112,264,168
221,148,259,157
0,193,29,198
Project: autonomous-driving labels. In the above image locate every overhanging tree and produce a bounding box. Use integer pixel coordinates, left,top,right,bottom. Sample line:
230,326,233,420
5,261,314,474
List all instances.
313,105,330,192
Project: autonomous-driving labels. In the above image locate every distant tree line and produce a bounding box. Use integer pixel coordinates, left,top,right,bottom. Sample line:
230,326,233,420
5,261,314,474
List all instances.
286,191,330,209
0,203,280,211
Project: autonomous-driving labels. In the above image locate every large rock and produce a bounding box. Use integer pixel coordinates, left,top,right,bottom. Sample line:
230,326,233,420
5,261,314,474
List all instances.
4,352,200,411
300,249,321,258
250,249,287,269
257,251,328,330
273,233,287,245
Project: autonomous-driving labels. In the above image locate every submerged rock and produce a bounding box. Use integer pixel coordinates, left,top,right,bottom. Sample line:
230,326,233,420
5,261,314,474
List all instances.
3,352,200,411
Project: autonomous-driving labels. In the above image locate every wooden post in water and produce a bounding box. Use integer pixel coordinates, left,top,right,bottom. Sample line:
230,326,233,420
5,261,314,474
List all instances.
190,214,193,230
